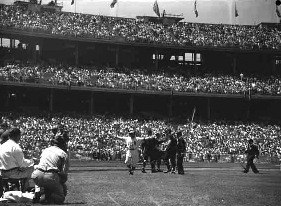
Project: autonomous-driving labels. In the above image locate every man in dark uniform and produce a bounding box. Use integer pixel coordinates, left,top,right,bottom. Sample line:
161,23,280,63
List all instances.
140,129,152,173
154,133,165,172
176,131,186,175
141,130,165,173
243,139,259,174
163,129,177,174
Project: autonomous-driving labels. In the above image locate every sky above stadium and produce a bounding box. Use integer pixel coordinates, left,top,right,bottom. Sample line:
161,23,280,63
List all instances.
3,0,280,25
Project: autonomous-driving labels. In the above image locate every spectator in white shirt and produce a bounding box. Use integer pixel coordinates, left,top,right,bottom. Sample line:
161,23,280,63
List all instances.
31,134,69,204
0,128,34,190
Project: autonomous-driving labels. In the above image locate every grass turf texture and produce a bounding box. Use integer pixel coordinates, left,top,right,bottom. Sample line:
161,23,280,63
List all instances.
41,161,281,206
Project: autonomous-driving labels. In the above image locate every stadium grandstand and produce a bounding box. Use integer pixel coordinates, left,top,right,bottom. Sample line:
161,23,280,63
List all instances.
0,0,281,164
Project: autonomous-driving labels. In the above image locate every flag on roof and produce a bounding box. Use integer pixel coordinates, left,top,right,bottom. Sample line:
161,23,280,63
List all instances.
110,0,117,8
194,0,198,18
235,2,239,17
276,5,281,17
153,0,161,17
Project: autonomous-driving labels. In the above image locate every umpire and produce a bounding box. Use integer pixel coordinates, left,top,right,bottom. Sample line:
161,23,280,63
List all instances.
176,131,186,175
140,129,152,173
141,129,165,173
243,139,259,174
163,129,177,174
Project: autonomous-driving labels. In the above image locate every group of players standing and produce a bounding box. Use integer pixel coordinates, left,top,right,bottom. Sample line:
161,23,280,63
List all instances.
117,127,261,175
117,128,187,175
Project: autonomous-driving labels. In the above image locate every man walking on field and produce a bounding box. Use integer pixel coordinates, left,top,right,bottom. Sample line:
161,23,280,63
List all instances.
117,129,144,175
243,139,259,174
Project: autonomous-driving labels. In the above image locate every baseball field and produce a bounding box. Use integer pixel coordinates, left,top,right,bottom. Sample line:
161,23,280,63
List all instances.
51,160,281,206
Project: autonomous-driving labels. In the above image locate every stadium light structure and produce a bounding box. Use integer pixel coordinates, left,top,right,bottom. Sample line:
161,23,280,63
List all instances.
276,0,281,6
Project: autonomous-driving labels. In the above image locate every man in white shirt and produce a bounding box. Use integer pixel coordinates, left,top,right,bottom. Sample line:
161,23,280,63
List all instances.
31,133,69,204
0,128,34,194
117,129,144,175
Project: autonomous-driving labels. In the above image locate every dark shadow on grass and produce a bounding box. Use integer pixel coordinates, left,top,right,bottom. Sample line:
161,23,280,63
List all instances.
64,202,86,205
69,168,127,173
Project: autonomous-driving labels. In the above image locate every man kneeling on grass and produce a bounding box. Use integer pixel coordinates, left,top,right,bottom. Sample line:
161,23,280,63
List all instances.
31,134,69,204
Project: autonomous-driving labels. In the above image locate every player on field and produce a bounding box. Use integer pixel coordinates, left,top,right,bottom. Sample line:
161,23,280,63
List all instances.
243,139,259,174
140,129,153,173
163,129,177,174
176,130,186,175
117,129,144,175
141,129,165,173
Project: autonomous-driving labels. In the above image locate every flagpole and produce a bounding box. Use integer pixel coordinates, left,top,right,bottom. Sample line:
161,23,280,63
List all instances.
75,0,77,13
229,0,233,25
234,1,236,25
116,1,119,17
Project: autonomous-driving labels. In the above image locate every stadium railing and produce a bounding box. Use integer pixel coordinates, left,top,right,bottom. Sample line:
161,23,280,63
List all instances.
68,151,280,164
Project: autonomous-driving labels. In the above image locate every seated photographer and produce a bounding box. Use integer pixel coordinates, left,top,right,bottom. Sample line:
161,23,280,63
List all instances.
31,133,69,204
0,128,34,190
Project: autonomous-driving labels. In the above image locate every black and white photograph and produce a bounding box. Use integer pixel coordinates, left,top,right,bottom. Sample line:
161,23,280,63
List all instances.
0,0,281,205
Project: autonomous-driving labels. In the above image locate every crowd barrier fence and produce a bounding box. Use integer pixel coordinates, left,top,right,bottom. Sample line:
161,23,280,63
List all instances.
69,151,280,164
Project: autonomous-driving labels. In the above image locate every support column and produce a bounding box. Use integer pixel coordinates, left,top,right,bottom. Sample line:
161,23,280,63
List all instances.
36,42,42,63
233,54,237,74
246,101,251,121
90,91,94,115
10,39,15,48
33,43,37,63
207,97,211,120
175,55,179,64
5,89,9,108
75,43,79,65
155,50,159,70
49,89,53,113
26,41,36,63
271,54,276,74
168,94,173,118
129,94,134,115
115,46,119,67
194,52,197,70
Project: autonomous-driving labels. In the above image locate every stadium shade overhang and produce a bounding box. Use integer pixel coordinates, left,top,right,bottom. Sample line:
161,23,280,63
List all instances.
1,28,281,55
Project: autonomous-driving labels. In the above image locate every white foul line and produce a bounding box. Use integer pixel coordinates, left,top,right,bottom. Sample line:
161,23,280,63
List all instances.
107,193,121,206
150,196,162,206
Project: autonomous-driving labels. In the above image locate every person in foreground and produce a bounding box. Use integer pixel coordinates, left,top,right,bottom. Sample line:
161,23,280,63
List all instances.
243,139,259,174
0,128,34,196
31,134,69,204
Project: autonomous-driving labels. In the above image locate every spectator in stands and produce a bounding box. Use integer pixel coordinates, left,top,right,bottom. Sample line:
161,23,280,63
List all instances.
1,4,281,50
0,112,280,164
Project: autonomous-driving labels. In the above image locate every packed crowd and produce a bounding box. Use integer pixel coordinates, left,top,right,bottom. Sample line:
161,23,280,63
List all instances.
1,64,281,95
1,113,280,161
1,4,281,50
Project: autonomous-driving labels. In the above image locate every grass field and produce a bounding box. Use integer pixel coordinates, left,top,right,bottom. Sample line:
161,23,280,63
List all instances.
53,160,281,206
